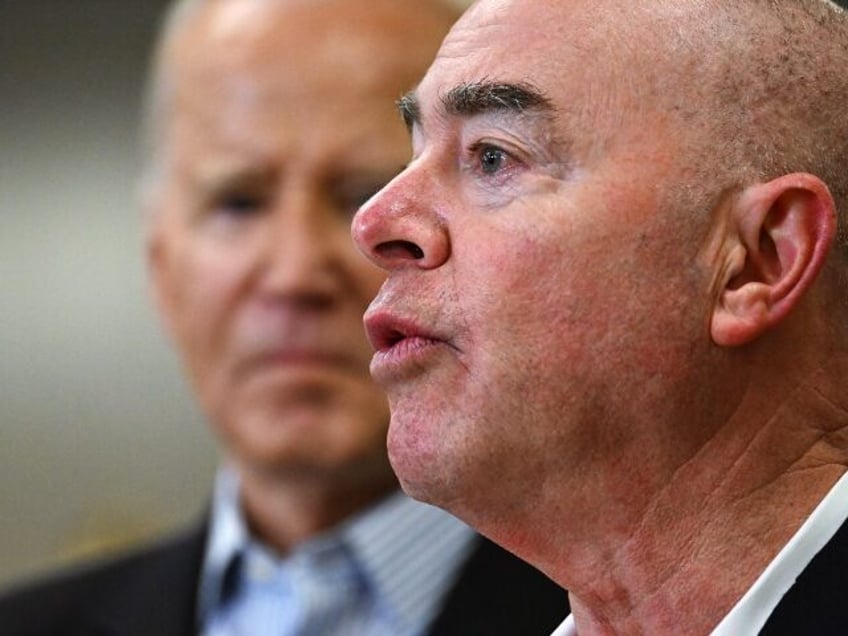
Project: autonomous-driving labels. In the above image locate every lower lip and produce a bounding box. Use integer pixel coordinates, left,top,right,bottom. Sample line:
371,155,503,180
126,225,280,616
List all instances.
370,336,445,382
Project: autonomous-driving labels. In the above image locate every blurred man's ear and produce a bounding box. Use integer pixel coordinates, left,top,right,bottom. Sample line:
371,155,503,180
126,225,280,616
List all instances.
710,174,836,346
145,209,178,341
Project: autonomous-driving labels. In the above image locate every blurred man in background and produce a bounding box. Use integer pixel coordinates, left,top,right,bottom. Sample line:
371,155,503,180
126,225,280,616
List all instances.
0,0,565,634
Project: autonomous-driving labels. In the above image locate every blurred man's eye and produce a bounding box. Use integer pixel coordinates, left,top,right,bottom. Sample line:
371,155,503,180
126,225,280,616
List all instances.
342,186,383,215
214,191,267,217
332,169,403,218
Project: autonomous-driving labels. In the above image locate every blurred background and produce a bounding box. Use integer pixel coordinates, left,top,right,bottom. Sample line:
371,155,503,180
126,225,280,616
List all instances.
0,0,473,589
1,0,210,588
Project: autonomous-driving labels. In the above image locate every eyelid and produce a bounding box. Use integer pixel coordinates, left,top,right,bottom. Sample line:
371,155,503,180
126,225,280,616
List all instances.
202,184,270,220
466,139,525,175
467,119,532,152
469,139,519,158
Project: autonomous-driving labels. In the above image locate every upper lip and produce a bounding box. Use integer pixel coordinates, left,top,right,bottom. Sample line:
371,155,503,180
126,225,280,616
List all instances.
364,308,439,352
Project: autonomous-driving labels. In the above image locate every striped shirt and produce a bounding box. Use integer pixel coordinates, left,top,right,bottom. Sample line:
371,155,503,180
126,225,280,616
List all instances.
198,469,476,635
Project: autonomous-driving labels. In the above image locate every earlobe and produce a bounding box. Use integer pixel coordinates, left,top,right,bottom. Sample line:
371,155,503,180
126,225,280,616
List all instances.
145,216,177,339
710,174,836,347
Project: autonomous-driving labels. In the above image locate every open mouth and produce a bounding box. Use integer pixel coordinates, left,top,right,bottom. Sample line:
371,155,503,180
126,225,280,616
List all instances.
365,311,428,352
364,309,449,380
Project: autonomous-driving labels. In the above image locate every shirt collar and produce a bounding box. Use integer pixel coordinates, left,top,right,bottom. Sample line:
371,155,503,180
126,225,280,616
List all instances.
711,469,848,635
197,468,476,633
342,490,477,632
552,471,848,636
550,614,576,636
197,467,248,624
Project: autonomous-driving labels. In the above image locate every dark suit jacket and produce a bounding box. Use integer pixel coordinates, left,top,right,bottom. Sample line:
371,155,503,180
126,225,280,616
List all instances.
759,515,848,635
0,522,567,636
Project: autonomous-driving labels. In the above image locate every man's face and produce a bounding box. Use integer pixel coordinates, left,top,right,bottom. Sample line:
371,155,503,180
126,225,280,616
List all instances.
149,0,448,486
354,0,717,530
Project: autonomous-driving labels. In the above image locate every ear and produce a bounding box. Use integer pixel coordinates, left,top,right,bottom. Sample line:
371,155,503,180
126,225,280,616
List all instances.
710,174,836,347
145,210,179,341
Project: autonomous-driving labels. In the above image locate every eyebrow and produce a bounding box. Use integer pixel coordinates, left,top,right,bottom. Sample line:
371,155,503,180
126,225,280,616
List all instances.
397,81,554,131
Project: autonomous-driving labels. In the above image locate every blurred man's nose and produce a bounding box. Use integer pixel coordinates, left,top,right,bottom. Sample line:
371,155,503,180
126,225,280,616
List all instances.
352,168,450,272
258,190,343,303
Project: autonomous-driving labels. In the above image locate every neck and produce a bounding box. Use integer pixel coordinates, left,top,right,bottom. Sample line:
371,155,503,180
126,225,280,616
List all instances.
234,461,398,554
564,359,848,635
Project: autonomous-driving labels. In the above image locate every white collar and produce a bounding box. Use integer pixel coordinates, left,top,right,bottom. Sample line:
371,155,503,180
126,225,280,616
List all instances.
550,613,576,636
551,471,848,635
712,470,848,634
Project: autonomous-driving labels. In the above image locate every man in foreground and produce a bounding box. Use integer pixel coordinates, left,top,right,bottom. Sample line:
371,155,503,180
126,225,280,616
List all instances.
0,0,566,634
353,0,848,633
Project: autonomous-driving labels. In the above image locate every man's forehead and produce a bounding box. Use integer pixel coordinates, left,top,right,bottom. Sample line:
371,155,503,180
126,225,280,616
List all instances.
169,1,451,120
176,0,452,71
412,0,696,136
404,9,599,128
421,1,615,95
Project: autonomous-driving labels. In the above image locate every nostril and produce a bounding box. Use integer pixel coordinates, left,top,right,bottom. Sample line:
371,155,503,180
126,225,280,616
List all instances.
375,240,425,261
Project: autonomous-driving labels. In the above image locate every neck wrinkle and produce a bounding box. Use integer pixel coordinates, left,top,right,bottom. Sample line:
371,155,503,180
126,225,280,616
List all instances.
567,363,848,635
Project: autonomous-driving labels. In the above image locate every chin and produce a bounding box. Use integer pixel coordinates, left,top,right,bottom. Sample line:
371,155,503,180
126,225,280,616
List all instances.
238,415,385,475
240,444,367,481
386,416,448,506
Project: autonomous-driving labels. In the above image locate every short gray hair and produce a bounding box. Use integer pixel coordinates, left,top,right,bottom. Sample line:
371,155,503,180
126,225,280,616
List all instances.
137,0,205,211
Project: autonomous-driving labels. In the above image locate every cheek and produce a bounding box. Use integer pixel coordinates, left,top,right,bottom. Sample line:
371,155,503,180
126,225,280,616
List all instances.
461,226,597,362
457,209,690,407
167,240,256,374
486,218,707,413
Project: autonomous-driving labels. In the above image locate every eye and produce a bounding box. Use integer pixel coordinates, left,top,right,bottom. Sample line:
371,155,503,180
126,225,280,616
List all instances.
213,191,267,217
468,142,522,180
332,170,402,217
479,145,508,175
336,184,384,216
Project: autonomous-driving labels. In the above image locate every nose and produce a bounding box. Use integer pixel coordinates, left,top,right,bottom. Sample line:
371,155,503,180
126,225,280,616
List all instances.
352,168,450,271
260,191,344,303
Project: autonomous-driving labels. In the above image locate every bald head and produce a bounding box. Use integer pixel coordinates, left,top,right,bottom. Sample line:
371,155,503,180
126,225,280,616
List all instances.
623,0,848,256
441,1,846,244
707,2,847,235
587,0,848,322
